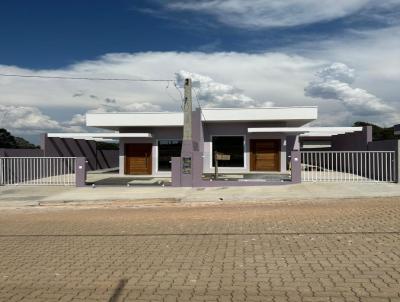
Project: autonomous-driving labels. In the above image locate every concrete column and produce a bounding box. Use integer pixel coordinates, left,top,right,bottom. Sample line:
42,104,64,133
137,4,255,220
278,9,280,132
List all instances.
291,150,301,184
40,133,48,156
75,157,87,187
180,141,194,187
183,79,192,141
171,157,181,187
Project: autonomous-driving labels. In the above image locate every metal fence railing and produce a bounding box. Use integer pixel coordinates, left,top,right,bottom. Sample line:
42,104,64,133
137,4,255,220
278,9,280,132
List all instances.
0,157,76,186
301,151,396,182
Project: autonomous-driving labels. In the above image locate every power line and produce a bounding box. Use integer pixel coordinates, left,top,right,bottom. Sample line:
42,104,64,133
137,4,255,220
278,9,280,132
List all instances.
0,73,174,82
173,81,185,110
165,81,184,111
193,87,207,122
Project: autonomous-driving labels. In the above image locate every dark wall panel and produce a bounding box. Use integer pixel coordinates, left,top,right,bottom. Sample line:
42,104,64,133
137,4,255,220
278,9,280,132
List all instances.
41,135,118,171
0,148,44,157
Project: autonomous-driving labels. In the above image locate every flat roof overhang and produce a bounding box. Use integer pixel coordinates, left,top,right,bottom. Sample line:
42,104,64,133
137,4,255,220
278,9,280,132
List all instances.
86,107,318,129
202,107,317,122
86,112,183,129
47,132,152,141
248,127,363,137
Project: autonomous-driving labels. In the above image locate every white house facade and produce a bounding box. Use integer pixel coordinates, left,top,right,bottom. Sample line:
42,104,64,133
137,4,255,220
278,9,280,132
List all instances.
79,106,362,177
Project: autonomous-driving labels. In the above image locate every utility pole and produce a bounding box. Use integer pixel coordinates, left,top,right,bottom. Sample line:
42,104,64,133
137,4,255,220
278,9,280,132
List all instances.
183,78,192,141
179,78,194,185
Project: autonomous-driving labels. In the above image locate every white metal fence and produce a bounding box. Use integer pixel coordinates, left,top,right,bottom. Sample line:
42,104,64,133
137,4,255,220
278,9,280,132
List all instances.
301,151,396,182
0,157,76,186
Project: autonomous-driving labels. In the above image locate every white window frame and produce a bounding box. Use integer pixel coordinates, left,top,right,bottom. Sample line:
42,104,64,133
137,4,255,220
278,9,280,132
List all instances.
209,135,246,169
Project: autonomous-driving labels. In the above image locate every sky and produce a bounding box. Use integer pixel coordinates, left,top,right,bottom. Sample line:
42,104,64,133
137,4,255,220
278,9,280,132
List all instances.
0,0,399,143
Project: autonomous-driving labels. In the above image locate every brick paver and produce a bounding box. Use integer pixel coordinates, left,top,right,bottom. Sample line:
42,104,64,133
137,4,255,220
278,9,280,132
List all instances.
0,198,399,301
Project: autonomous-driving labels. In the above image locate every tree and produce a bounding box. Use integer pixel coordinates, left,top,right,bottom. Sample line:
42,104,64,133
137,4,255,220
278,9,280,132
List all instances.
0,128,38,148
353,122,396,141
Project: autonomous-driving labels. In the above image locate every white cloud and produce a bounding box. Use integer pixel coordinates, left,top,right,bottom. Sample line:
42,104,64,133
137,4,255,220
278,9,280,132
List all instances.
0,104,91,135
0,24,399,133
0,51,321,112
0,105,61,130
65,101,162,127
305,63,398,125
175,70,273,108
161,0,399,29
0,105,63,134
300,26,400,103
66,113,86,127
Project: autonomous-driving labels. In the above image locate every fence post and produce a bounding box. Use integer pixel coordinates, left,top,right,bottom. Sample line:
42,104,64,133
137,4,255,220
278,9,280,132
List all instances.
0,150,4,186
291,151,301,184
75,157,87,187
397,140,400,183
0,158,3,186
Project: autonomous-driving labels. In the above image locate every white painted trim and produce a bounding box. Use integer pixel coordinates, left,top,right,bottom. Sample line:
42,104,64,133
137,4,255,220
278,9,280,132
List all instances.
202,107,317,122
249,127,362,133
209,135,246,170
87,112,183,127
48,132,152,139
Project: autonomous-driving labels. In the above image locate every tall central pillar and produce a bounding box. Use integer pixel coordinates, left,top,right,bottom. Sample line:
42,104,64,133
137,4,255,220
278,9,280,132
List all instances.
180,78,194,186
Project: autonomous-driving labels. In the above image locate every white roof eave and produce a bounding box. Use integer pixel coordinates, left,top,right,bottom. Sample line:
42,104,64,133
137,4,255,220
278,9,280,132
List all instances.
248,127,363,137
47,132,152,140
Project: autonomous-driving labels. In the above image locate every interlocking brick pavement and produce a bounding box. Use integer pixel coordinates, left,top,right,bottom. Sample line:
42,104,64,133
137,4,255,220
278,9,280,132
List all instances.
0,198,399,301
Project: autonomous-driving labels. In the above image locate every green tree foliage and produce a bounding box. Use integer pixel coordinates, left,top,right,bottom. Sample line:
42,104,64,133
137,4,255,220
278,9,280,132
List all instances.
0,128,38,148
353,122,396,141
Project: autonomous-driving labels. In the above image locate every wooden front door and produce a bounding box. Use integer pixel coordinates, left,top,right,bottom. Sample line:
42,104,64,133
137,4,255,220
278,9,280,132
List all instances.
125,144,152,175
250,139,280,172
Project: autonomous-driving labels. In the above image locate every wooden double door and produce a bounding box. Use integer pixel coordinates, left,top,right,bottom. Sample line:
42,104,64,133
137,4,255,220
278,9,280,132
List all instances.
250,139,280,172
125,144,152,175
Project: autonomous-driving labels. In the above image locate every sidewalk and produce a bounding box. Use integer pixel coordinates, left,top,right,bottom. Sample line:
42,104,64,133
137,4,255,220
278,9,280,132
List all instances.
1,182,400,207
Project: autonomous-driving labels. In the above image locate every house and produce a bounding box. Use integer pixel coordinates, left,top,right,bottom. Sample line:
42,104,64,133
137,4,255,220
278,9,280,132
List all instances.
81,106,362,177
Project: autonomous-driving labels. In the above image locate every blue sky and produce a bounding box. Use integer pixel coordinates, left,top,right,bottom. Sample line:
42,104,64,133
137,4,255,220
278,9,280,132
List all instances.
0,0,399,143
1,0,396,68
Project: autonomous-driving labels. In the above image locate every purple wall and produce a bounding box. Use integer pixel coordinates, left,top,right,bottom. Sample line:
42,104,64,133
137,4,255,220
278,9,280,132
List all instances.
0,148,44,157
41,135,118,171
368,139,398,151
331,126,372,151
302,130,399,182
305,127,397,153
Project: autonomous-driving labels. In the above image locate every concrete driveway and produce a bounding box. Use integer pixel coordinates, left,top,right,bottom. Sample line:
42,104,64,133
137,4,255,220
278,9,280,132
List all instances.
1,182,400,207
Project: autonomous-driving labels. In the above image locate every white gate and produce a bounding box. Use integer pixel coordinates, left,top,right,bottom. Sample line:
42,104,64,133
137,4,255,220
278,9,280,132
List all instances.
301,151,396,182
0,157,76,186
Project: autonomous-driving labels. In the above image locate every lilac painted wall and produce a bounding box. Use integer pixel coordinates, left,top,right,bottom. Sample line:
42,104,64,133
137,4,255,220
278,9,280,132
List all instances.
0,148,44,157
303,130,399,182
368,140,398,151
331,126,372,151
41,135,118,171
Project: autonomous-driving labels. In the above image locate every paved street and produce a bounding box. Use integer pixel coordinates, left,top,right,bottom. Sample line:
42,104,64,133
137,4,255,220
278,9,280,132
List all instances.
0,198,399,301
